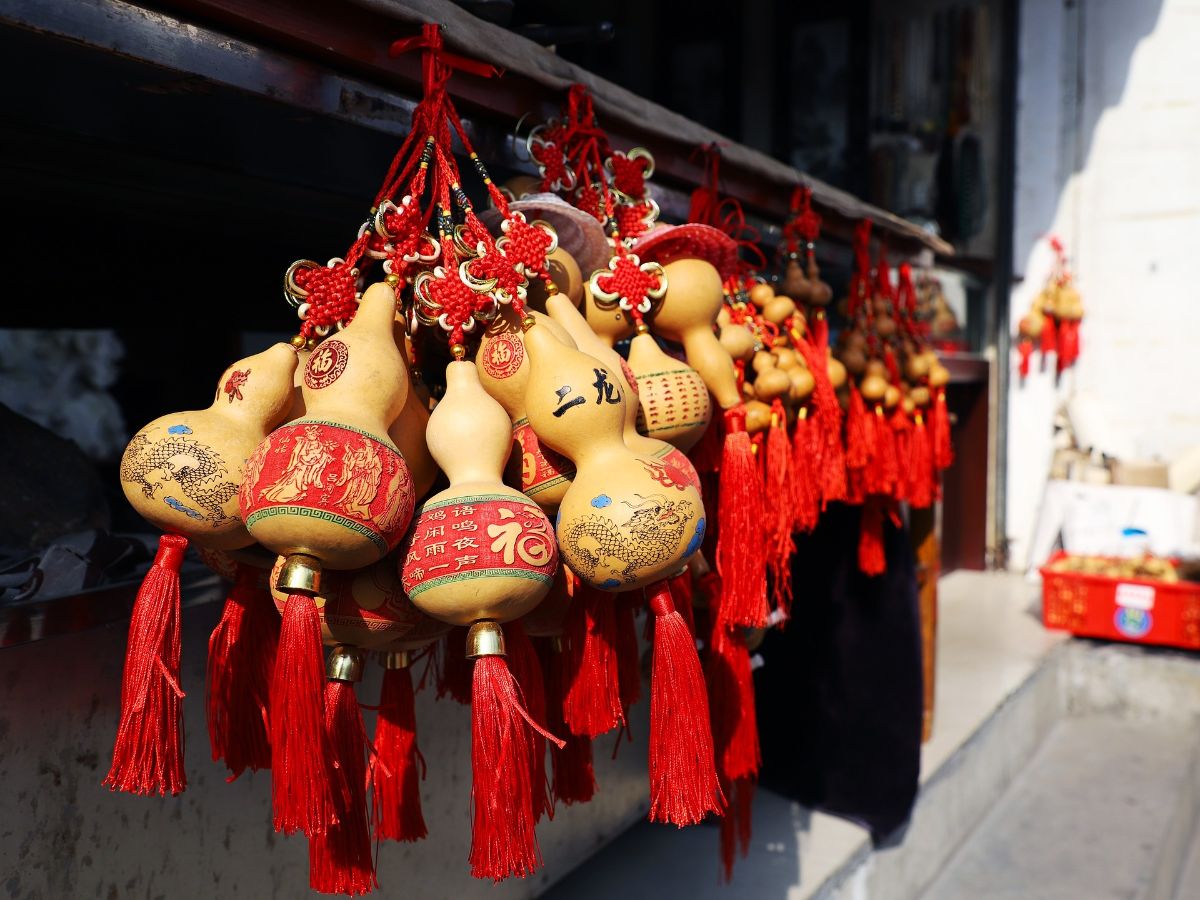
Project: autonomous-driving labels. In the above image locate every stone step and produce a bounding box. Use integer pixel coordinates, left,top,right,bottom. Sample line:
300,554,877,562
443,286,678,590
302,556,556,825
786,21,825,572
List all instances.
922,716,1200,900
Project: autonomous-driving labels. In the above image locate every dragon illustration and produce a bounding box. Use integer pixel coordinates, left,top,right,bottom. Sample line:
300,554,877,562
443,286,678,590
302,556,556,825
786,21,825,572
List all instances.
120,431,239,526
560,492,694,586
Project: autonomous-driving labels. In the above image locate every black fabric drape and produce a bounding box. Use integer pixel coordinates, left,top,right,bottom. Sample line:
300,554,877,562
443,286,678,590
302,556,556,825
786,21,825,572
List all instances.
755,502,923,842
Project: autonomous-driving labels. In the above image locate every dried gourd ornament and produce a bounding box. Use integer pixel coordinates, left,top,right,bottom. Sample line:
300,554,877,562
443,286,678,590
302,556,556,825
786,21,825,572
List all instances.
521,299,723,826
240,282,417,851
110,342,298,797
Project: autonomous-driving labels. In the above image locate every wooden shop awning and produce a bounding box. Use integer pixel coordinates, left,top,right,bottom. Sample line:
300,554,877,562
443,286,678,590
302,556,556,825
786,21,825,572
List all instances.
6,0,952,260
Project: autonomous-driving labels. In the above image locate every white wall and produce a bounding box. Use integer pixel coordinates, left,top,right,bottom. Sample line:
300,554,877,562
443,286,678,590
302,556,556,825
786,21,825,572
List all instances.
1007,0,1200,569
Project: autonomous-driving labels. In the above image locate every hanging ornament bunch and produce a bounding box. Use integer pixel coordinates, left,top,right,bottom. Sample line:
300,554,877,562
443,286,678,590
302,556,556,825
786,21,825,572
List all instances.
1016,235,1083,379
830,222,953,574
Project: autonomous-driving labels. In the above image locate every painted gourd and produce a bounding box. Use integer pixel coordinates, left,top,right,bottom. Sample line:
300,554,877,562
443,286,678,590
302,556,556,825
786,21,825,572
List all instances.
120,343,298,549
477,305,578,511
522,322,706,591
625,327,713,453
649,258,742,410
269,551,421,650
401,360,558,625
581,280,637,348
240,283,416,570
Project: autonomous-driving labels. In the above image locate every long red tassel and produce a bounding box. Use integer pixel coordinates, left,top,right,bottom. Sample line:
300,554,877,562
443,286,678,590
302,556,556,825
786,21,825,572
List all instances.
716,407,768,629
765,401,795,616
908,413,935,509
1058,319,1080,370
105,533,188,796
1040,314,1058,356
206,562,278,781
470,652,564,881
871,405,900,499
667,570,695,637
845,384,873,504
271,592,336,836
791,407,820,534
707,620,761,784
505,621,553,824
647,581,724,826
719,778,757,882
309,675,375,895
890,405,913,502
858,496,887,576
931,387,954,471
796,325,845,504
438,626,474,704
615,592,644,713
562,586,623,737
541,638,596,806
370,662,427,843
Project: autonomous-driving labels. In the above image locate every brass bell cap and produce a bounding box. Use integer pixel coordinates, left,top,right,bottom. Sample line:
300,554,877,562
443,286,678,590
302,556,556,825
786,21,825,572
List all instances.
327,645,365,682
466,620,506,659
380,650,411,670
276,553,322,594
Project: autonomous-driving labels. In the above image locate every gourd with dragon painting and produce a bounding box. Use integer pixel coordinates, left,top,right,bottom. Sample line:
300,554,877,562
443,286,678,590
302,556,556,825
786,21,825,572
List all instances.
521,321,705,592
120,343,299,550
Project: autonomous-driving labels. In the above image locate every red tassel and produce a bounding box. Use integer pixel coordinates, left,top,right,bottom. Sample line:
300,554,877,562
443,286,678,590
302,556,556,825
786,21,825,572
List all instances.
791,407,820,533
1058,319,1080,370
716,407,768,629
871,405,899,498
1041,314,1058,356
1018,339,1032,379
858,496,887,576
505,621,553,824
105,533,188,796
890,405,913,503
370,662,427,843
931,387,954,471
667,570,695,637
309,674,375,896
271,592,336,836
615,592,644,713
707,620,761,784
438,626,474,704
562,586,623,737
469,651,564,881
908,413,935,509
719,778,757,882
206,562,278,781
765,401,795,616
795,333,845,504
541,638,596,806
647,581,724,826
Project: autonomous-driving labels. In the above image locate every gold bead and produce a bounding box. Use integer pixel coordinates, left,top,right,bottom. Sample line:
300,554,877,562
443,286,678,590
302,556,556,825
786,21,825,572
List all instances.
385,273,400,287
276,553,322,594
521,315,536,332
290,334,306,349
326,645,365,683
305,337,319,351
466,621,506,659
450,343,466,360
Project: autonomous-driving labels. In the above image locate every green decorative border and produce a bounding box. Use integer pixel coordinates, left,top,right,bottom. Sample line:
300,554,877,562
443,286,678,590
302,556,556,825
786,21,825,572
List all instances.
407,568,553,598
526,473,572,496
288,419,392,448
244,504,388,554
418,493,539,513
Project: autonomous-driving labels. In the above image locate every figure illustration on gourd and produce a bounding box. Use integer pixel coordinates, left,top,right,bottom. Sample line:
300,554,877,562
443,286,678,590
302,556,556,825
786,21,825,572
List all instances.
109,341,298,799
239,280,417,880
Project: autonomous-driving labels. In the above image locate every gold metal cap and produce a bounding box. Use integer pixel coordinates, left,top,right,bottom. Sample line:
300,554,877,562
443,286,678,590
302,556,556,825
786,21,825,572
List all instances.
466,620,506,659
327,645,365,682
380,650,411,670
276,553,322,595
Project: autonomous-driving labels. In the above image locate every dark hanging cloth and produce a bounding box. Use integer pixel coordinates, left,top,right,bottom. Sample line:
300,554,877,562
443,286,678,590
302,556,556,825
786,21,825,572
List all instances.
755,502,922,843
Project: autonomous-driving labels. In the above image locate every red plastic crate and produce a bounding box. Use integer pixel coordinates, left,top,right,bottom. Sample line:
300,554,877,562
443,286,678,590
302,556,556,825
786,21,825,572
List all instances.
1040,551,1200,650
